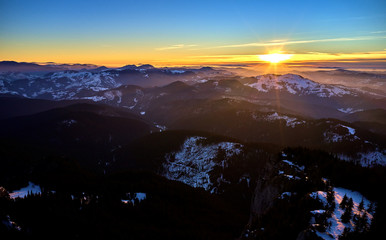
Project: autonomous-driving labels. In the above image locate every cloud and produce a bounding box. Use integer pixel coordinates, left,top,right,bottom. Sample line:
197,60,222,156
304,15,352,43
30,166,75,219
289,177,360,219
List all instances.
371,30,386,34
210,36,386,49
185,50,386,64
155,44,197,51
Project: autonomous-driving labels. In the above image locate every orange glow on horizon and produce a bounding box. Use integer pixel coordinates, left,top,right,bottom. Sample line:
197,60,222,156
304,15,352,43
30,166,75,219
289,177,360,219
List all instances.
1,50,386,68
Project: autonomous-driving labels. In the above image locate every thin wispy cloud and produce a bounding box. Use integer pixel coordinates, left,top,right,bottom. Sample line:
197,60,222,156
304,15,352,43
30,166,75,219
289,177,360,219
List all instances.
371,30,386,34
155,44,197,51
185,50,386,64
211,36,386,49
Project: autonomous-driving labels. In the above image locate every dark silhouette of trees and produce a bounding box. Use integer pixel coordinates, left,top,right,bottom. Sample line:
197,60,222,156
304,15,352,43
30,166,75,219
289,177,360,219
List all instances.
341,197,354,223
358,198,364,212
326,187,335,212
340,194,348,209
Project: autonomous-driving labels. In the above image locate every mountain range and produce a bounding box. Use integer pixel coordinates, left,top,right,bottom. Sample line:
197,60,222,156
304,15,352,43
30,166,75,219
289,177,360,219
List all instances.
1,61,385,239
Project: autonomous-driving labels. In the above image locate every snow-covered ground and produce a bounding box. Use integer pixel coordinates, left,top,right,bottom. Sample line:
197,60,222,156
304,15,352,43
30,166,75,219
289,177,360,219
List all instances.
338,150,386,167
337,108,363,114
278,155,305,181
81,96,106,102
245,74,354,98
168,69,186,74
155,124,167,132
265,112,305,127
340,125,355,135
162,136,243,191
358,151,386,167
310,187,374,239
282,159,305,171
0,70,121,100
324,124,359,143
9,182,41,199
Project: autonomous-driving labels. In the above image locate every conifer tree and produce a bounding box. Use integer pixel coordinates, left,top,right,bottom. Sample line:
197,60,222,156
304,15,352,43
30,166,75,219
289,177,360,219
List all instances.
339,226,351,239
354,213,369,233
326,187,335,211
341,199,353,224
347,198,354,211
340,194,348,209
358,198,364,212
353,213,360,228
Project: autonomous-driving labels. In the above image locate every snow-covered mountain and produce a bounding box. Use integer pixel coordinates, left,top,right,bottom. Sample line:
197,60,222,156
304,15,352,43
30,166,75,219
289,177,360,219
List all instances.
0,70,120,99
300,68,386,95
162,136,243,192
242,74,386,98
0,63,231,100
244,74,354,97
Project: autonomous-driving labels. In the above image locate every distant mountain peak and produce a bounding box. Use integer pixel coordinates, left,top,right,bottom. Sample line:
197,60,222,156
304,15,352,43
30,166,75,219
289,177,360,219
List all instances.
199,67,214,71
118,65,137,70
138,64,155,69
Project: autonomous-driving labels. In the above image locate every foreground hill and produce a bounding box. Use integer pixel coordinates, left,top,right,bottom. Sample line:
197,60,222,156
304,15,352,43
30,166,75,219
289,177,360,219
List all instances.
0,103,157,174
1,130,385,239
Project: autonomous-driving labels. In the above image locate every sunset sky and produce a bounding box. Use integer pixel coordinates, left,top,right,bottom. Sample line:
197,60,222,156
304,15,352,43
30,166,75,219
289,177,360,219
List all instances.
1,0,385,67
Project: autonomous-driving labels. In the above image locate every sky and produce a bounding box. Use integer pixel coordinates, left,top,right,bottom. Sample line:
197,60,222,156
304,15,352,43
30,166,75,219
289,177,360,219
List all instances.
0,0,385,67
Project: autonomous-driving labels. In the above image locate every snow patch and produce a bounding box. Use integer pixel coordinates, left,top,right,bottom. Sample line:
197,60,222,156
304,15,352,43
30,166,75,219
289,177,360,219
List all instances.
337,108,363,114
155,124,167,132
266,112,305,127
81,96,105,102
282,160,305,171
310,187,374,239
163,136,243,191
341,125,355,135
339,150,386,167
284,174,301,180
311,209,326,215
279,192,292,199
170,70,186,74
359,151,386,166
324,124,359,143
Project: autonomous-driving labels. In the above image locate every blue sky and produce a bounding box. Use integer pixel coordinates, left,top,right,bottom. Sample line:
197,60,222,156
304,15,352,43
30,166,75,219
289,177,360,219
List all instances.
1,0,385,65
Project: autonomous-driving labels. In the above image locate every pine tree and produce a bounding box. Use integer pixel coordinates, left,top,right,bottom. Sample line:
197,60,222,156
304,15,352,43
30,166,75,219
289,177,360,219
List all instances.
358,198,364,212
341,209,351,223
340,194,348,209
339,227,351,239
326,188,335,211
347,198,354,211
354,212,369,233
353,213,361,231
360,213,369,232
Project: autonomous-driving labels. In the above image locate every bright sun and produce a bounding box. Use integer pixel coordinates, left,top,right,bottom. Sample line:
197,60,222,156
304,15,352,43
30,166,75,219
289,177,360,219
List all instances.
259,53,292,63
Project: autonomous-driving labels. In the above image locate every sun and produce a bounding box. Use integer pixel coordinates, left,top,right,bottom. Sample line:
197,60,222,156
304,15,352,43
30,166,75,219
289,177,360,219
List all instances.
259,53,292,63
